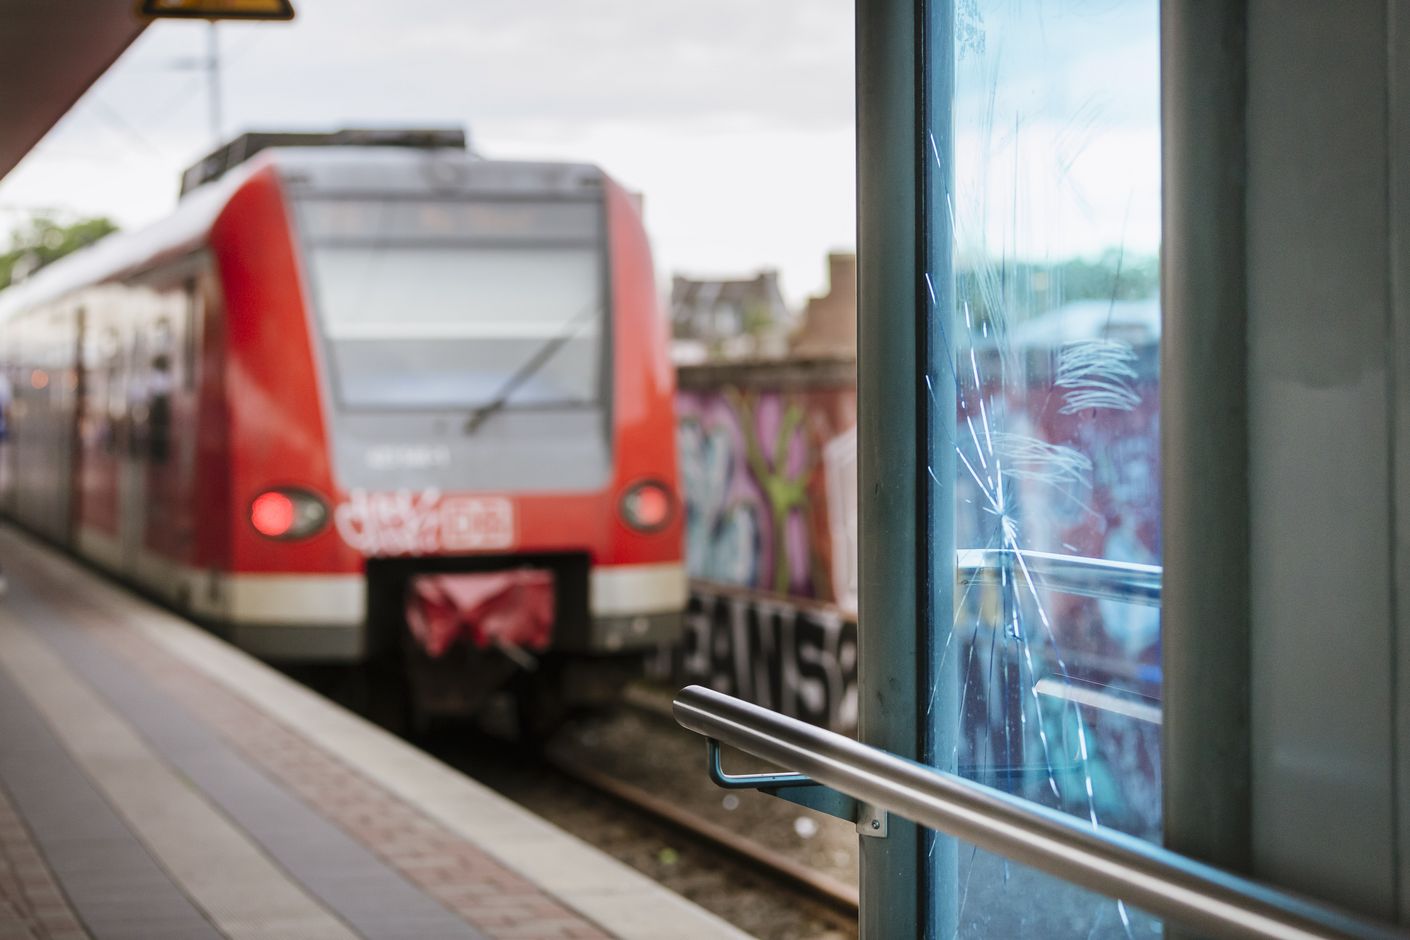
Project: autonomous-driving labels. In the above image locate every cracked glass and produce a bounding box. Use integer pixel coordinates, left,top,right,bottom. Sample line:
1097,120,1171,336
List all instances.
927,1,1162,934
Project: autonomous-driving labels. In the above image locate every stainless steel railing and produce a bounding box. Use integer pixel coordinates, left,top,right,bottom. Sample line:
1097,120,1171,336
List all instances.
674,685,1406,940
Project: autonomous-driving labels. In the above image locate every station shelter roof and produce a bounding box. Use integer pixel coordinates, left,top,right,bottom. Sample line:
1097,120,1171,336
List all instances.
0,1,149,181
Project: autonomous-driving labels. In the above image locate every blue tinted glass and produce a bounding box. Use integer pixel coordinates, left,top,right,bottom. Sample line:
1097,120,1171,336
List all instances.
949,838,1163,938
928,0,1162,932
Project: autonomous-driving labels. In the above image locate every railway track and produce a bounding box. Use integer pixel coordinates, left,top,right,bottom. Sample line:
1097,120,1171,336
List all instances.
409,705,858,939
295,662,860,938
545,750,860,919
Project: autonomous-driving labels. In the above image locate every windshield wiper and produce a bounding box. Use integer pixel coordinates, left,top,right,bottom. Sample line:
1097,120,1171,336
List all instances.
463,304,600,435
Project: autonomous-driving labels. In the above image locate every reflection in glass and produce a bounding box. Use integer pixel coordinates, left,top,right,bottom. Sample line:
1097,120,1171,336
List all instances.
949,838,1163,938
929,0,1161,934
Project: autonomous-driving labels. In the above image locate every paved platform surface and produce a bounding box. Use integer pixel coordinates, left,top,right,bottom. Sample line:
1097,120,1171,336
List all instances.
0,526,750,940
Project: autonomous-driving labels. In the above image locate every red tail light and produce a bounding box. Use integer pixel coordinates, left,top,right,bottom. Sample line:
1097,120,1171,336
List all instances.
250,488,328,540
619,480,673,533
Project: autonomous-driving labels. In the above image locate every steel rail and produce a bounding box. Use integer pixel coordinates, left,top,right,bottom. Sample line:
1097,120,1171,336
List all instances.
674,685,1406,940
545,751,860,917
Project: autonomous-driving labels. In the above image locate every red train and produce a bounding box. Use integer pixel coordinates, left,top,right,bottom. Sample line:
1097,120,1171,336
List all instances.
0,129,685,723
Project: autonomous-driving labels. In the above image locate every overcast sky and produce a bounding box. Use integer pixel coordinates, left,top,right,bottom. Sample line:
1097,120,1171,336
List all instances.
1,1,1161,305
952,0,1161,264
0,0,856,306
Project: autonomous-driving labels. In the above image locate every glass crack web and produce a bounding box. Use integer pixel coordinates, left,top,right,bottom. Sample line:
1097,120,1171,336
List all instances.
924,2,1164,935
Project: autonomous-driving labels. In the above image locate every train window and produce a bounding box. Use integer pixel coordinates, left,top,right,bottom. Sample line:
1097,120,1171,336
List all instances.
925,0,1162,933
295,197,605,411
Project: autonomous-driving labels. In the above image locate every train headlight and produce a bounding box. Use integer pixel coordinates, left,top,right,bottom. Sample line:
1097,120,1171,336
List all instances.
250,488,329,540
619,479,674,533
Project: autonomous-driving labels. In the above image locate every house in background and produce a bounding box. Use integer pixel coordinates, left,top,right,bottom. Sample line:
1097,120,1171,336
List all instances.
669,269,791,362
789,251,856,359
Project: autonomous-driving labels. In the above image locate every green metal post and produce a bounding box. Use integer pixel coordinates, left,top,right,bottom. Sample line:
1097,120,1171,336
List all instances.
856,0,953,935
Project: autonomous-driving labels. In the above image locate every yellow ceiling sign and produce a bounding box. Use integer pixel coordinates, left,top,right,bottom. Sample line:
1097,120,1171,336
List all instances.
139,0,294,20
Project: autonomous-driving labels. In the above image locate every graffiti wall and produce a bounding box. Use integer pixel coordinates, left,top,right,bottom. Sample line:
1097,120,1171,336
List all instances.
662,357,861,732
676,357,858,612
648,583,859,733
665,348,1162,765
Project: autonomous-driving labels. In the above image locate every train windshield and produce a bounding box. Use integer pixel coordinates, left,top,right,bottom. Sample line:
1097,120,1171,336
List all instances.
295,197,604,410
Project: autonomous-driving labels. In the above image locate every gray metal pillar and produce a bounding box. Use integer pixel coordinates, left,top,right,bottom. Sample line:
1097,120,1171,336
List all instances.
1160,0,1252,877
856,0,951,935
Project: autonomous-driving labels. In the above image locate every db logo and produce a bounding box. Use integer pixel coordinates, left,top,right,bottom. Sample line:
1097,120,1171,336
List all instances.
334,490,516,555
439,496,515,551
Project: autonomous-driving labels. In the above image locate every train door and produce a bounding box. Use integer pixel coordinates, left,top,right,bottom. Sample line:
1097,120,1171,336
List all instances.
0,319,16,514
187,264,230,620
51,303,83,546
117,297,149,579
75,295,127,570
25,313,49,531
132,279,196,600
30,309,57,536
8,314,33,527
66,305,86,545
168,274,205,600
10,311,36,530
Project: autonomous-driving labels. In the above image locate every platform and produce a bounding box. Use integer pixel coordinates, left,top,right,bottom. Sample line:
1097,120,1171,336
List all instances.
0,526,748,940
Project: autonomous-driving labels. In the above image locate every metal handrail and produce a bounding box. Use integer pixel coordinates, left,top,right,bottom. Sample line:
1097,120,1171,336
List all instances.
674,685,1406,940
958,548,1163,607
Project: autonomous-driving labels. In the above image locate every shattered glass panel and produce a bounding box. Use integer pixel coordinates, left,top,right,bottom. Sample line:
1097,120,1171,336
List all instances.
950,841,1163,937
928,0,1161,934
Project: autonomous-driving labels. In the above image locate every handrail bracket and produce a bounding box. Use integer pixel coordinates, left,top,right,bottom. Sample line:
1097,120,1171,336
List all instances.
705,739,888,838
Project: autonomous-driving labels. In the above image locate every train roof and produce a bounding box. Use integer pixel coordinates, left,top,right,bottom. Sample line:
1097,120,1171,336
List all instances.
0,165,242,324
0,148,604,324
178,127,469,196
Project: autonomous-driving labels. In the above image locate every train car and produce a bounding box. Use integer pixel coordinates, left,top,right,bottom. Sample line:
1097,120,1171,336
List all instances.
0,129,686,724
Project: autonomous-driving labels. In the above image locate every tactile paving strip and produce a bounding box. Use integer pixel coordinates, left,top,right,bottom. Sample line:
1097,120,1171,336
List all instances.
0,782,86,940
3,585,488,940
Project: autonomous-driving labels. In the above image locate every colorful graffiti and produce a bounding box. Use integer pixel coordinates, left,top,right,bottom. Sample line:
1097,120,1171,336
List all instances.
648,584,859,733
676,358,857,610
668,349,1163,828
660,359,861,733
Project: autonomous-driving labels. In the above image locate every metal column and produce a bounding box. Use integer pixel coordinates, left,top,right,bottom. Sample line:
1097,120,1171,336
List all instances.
1160,0,1253,877
856,0,953,935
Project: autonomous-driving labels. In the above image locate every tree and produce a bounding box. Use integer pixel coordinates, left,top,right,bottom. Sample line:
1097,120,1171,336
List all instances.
0,216,119,290
955,248,1159,333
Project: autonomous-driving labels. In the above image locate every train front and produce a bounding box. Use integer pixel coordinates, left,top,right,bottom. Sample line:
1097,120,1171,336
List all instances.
214,146,685,724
